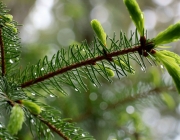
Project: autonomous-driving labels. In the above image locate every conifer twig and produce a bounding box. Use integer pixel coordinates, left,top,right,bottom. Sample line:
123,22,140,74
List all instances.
37,115,70,140
107,86,174,110
0,29,5,76
21,45,141,88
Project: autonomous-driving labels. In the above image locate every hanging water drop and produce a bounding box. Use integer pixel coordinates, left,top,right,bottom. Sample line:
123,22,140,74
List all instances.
82,134,85,137
141,66,145,71
160,65,164,69
30,119,35,125
41,68,44,71
93,84,97,87
0,124,3,128
9,59,13,63
52,117,56,122
50,94,55,97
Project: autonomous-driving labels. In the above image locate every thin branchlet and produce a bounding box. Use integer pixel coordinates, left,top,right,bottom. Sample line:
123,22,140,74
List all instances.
107,86,174,110
21,45,141,88
37,115,70,140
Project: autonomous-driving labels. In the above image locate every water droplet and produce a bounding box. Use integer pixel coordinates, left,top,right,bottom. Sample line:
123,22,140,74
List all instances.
41,68,44,71
50,94,55,97
31,93,35,96
141,66,145,71
46,129,50,132
52,118,56,122
93,84,97,87
9,59,13,63
82,134,85,137
0,124,3,128
75,88,78,91
34,73,37,75
74,129,77,132
160,65,164,69
30,119,35,125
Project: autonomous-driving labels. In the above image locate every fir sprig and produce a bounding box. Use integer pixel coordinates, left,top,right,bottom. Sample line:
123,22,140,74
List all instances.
0,0,180,139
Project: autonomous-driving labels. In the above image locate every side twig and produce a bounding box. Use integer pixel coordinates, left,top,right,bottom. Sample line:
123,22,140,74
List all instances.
37,115,70,140
21,45,141,88
107,86,175,110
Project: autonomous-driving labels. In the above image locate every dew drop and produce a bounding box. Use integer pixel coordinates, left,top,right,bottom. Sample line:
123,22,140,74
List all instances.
9,59,13,63
50,94,55,97
31,92,35,96
52,118,56,122
82,134,85,137
46,129,50,132
30,119,35,125
160,65,164,69
75,88,78,91
93,84,97,87
41,68,44,71
141,66,145,71
0,124,3,128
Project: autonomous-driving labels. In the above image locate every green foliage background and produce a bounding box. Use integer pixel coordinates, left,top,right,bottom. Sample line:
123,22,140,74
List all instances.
2,0,180,140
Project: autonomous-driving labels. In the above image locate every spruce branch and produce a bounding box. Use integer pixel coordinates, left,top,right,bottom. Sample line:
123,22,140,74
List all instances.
107,86,175,110
20,45,141,89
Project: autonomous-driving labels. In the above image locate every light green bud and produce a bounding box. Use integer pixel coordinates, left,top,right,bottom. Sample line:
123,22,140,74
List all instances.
21,100,41,115
3,14,13,22
123,0,144,36
153,22,180,45
154,50,180,93
105,67,115,77
7,105,25,135
95,64,115,77
5,23,17,33
91,19,106,46
114,59,135,74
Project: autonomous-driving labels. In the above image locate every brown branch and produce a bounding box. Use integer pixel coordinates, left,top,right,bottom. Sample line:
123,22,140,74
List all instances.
0,29,5,76
107,86,174,110
21,45,141,88
38,115,70,140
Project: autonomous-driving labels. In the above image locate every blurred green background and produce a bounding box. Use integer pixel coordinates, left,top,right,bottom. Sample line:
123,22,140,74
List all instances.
2,0,180,140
